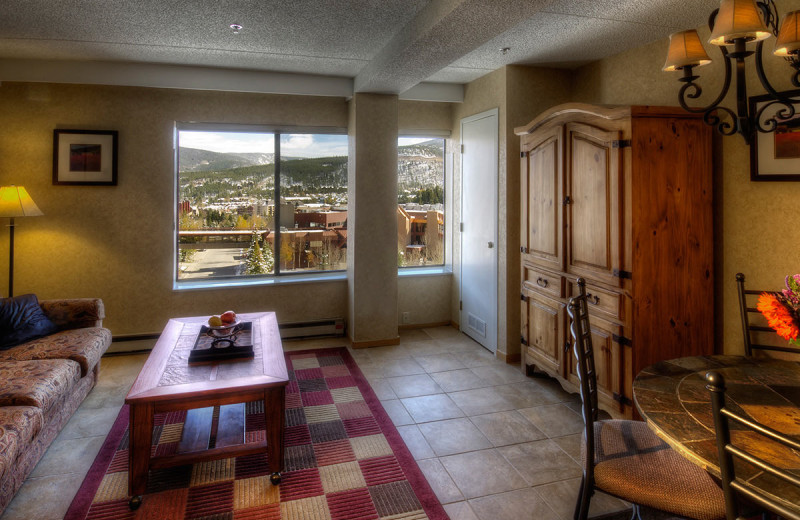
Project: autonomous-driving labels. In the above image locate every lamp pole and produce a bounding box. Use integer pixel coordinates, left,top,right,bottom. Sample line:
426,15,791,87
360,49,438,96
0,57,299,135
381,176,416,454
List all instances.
7,217,14,298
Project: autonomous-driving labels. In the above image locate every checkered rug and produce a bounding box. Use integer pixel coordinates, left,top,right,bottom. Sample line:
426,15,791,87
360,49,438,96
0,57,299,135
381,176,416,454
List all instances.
64,347,447,519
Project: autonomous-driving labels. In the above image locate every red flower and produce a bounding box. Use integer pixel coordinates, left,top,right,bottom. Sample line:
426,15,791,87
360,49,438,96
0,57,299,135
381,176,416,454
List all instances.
757,292,800,342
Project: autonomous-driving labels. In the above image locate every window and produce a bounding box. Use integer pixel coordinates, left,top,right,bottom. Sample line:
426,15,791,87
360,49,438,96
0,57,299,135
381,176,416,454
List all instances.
176,126,348,285
397,137,445,267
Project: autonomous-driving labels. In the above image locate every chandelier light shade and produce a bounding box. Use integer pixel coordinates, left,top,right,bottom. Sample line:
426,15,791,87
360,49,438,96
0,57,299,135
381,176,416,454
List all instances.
0,185,43,298
708,0,770,46
775,10,800,56
664,0,800,143
664,30,713,71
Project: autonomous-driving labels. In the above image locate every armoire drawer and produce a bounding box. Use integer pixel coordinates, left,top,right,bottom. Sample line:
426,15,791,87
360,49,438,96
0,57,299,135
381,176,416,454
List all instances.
568,281,624,321
522,265,564,299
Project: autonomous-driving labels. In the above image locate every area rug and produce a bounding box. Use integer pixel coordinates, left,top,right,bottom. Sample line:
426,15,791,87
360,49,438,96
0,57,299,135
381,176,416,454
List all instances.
64,347,447,519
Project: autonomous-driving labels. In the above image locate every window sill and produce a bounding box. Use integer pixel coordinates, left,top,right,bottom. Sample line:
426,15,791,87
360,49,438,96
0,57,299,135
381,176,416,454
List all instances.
398,266,452,277
174,272,347,291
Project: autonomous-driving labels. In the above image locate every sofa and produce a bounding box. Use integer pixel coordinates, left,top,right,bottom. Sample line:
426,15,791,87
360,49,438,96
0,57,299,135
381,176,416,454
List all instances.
0,297,111,513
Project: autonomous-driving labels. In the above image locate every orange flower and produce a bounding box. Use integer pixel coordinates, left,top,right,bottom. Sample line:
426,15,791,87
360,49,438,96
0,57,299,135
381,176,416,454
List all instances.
757,292,800,342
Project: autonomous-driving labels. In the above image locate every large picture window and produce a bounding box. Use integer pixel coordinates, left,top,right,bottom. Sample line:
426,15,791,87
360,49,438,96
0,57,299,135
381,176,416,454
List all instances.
397,137,445,267
176,126,348,285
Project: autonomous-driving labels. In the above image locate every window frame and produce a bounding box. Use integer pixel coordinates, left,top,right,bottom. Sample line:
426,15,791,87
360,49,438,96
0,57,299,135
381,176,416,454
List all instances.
174,122,348,290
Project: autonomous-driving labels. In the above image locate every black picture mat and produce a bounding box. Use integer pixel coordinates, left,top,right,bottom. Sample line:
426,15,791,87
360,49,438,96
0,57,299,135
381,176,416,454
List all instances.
189,321,254,364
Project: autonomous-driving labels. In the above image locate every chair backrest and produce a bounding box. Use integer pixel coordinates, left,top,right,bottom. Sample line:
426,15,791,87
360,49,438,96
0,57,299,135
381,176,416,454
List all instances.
567,278,599,477
736,272,800,356
705,371,800,520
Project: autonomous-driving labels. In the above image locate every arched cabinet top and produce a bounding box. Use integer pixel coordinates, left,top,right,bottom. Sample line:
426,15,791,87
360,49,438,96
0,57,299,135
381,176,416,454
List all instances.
514,103,631,136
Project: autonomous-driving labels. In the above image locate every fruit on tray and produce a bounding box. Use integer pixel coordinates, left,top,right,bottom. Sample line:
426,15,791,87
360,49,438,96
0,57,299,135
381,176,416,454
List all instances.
208,315,223,327
220,310,237,324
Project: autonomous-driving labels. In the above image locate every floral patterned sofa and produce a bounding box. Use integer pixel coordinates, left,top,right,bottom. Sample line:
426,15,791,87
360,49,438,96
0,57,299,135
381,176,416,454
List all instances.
0,298,111,513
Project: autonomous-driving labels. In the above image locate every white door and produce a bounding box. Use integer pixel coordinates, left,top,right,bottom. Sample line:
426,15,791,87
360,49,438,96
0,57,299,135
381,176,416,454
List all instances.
460,109,498,352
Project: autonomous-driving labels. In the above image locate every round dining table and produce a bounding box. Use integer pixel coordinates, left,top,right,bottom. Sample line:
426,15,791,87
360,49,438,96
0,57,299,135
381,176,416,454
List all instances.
633,354,800,510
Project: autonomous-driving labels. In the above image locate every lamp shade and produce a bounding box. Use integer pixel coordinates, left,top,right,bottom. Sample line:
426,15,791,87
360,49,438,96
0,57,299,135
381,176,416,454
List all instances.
664,30,713,71
709,0,771,45
0,186,43,218
775,10,800,56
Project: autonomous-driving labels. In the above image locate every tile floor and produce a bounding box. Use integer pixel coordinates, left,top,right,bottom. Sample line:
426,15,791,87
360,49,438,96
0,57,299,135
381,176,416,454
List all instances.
0,326,653,520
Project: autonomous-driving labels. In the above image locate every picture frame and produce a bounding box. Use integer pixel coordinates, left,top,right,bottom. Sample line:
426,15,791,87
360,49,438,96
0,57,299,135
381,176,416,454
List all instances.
53,129,118,186
749,90,800,181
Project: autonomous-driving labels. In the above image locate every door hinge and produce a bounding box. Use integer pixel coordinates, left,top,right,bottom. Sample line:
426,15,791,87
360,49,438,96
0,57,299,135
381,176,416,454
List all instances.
459,300,463,310
613,392,633,406
563,196,572,206
521,246,528,254
520,151,525,158
521,293,529,302
612,333,632,347
613,268,632,280
460,144,465,154
459,222,464,232
521,335,529,346
612,139,631,149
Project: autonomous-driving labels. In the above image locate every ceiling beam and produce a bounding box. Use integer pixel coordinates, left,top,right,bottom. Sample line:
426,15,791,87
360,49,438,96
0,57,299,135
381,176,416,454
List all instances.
354,0,553,94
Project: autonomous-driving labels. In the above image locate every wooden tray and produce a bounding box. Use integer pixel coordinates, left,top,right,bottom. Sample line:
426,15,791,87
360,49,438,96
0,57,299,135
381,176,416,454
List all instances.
189,321,254,364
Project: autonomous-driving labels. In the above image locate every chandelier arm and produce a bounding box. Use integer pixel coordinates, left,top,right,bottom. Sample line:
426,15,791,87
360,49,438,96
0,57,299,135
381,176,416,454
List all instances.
677,45,733,115
754,41,800,104
704,105,738,137
754,98,799,133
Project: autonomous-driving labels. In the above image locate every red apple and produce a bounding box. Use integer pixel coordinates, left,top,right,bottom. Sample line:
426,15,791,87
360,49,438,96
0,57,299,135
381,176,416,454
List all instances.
220,310,237,324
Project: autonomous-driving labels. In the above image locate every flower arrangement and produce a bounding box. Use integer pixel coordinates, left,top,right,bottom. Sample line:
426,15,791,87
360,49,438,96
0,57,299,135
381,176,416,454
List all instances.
757,274,800,345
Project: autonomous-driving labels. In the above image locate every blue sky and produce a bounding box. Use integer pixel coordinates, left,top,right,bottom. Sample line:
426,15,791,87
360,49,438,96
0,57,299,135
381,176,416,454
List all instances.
179,131,433,157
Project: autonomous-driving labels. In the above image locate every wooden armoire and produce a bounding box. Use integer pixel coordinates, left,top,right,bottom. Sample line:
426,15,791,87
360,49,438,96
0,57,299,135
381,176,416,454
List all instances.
516,104,714,418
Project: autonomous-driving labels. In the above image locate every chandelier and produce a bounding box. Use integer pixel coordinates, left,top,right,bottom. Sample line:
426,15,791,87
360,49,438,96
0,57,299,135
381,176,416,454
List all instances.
663,0,800,143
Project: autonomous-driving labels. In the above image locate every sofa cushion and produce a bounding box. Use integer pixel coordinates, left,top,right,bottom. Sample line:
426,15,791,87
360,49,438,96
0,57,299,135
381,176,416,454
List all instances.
0,294,58,350
0,406,44,484
0,327,111,377
0,359,81,411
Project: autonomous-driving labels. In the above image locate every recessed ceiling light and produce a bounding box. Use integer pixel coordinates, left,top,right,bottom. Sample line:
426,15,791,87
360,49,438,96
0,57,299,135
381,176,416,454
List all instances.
230,23,243,35
500,47,510,55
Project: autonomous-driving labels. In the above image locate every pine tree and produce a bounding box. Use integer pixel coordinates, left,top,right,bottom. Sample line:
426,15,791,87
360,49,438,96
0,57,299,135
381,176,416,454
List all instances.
261,236,275,272
244,231,269,274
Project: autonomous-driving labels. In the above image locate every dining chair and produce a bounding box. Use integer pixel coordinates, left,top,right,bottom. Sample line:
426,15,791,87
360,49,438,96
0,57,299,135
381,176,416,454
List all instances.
736,272,799,356
705,371,800,520
568,278,726,520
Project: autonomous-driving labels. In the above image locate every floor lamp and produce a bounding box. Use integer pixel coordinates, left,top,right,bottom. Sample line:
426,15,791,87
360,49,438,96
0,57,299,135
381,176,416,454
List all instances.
0,186,43,298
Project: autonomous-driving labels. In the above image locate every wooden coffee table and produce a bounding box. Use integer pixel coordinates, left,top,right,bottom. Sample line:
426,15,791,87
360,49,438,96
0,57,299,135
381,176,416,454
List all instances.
124,312,288,509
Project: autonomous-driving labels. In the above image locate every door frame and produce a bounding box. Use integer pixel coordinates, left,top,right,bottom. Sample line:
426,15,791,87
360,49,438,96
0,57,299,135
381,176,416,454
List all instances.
459,108,499,352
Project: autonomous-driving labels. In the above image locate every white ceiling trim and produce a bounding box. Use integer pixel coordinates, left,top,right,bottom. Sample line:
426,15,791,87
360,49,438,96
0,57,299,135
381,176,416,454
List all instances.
0,59,354,98
0,58,463,102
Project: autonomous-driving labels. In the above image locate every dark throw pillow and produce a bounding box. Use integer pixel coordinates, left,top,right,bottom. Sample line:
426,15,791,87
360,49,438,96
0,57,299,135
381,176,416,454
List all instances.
0,294,59,350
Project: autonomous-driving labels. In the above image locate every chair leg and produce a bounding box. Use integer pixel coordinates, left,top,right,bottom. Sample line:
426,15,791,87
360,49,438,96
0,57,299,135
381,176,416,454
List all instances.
574,475,592,520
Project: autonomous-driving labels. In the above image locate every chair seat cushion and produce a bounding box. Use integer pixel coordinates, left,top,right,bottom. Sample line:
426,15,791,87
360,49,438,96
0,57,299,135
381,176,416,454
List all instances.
0,406,44,484
587,419,726,520
0,327,111,377
0,359,81,411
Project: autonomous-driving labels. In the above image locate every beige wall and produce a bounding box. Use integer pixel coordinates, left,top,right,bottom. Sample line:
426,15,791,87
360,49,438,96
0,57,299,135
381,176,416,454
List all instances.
0,82,454,337
571,26,800,355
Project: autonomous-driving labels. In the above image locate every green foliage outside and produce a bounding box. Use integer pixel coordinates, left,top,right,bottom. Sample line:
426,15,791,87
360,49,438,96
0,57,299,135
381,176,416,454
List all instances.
243,231,274,275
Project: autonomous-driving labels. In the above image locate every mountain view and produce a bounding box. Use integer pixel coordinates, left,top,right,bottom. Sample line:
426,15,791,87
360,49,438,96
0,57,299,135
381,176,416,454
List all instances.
178,139,444,207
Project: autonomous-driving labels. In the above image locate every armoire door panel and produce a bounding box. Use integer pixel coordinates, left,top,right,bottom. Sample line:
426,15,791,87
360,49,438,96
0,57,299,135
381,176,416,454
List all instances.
522,126,563,271
565,123,622,287
523,290,565,377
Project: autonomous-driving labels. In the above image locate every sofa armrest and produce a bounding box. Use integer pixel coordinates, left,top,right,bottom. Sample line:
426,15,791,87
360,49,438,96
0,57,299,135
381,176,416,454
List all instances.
39,299,106,330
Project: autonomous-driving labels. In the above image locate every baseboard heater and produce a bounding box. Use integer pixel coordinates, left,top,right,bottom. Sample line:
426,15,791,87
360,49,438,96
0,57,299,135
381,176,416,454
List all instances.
279,318,346,339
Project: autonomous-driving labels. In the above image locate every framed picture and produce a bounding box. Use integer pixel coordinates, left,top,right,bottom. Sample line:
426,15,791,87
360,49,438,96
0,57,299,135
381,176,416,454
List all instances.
53,129,118,186
749,91,800,181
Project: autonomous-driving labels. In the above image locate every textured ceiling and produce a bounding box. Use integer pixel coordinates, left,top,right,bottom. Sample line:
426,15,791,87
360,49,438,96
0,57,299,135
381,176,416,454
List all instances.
0,0,720,94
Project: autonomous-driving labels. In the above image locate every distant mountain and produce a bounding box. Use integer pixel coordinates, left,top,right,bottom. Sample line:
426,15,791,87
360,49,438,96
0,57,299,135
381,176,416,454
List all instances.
398,139,444,158
179,148,275,172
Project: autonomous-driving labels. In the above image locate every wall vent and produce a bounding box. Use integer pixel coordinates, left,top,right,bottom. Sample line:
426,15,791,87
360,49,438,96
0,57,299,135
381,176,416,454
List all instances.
467,313,486,338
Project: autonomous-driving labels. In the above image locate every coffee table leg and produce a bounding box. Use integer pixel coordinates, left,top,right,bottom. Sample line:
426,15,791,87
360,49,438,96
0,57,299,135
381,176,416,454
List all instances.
128,402,154,508
265,386,285,485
